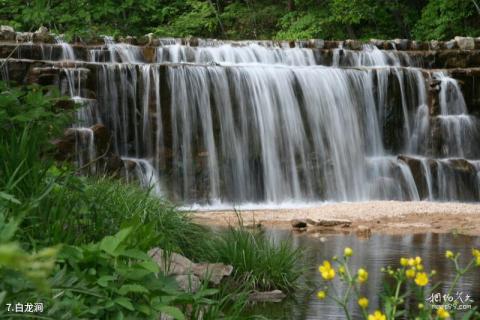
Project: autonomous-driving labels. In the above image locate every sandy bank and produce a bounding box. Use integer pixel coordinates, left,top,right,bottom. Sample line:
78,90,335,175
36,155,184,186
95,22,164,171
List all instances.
190,201,480,236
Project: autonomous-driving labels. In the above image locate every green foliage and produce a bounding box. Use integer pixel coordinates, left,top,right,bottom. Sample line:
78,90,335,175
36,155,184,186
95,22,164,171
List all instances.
156,0,218,37
1,0,479,40
206,226,303,292
413,0,480,40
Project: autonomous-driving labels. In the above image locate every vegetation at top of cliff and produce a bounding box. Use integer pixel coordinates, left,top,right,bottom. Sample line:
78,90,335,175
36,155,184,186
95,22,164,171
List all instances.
0,0,479,40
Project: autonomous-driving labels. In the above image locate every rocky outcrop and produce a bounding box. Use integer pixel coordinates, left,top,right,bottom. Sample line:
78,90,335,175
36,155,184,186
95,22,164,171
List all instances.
148,247,233,290
455,36,475,50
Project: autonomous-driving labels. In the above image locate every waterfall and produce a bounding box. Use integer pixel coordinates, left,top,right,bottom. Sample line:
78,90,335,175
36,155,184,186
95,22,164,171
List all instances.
74,128,96,174
55,36,75,60
434,72,479,158
28,37,478,204
122,157,162,196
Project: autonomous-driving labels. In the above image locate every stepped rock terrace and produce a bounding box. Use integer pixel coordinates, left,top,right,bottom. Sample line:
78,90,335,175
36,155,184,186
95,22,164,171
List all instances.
2,26,480,206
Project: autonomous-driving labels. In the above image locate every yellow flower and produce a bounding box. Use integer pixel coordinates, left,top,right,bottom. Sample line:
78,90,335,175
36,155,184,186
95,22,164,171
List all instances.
415,256,422,265
416,264,424,271
414,272,429,286
405,268,416,278
437,307,450,319
445,250,454,259
418,303,424,310
357,268,368,283
408,258,415,266
317,290,326,300
473,249,480,265
358,297,369,309
368,310,386,320
344,247,353,257
338,265,345,275
400,257,408,266
319,261,336,281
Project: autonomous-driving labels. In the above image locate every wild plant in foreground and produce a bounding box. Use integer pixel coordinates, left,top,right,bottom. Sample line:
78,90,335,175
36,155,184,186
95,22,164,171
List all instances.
317,247,480,320
207,226,303,292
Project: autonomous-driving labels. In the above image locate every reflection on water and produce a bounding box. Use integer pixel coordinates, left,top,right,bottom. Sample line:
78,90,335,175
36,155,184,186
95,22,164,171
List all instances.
250,231,480,319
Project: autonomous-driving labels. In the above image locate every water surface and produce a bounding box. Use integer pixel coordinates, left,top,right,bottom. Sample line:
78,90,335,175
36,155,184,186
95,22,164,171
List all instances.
250,231,480,319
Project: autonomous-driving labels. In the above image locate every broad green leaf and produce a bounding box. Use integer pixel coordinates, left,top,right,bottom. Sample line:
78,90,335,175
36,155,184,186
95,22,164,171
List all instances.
138,260,160,273
97,275,116,287
119,249,150,260
114,297,135,311
157,306,185,320
100,236,121,256
118,284,149,295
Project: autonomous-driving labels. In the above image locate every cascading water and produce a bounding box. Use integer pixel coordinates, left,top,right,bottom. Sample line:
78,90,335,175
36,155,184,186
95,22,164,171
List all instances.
11,37,479,205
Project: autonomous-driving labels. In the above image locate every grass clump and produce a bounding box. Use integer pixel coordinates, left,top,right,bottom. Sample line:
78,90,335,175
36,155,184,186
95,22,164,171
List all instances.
207,226,303,292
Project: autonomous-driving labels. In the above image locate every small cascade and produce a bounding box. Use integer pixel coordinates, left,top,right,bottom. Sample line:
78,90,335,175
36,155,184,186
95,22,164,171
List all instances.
74,128,96,174
122,157,162,196
366,156,420,200
156,42,316,65
434,72,479,158
55,35,75,60
90,36,143,63
0,62,8,81
419,158,434,200
332,44,414,67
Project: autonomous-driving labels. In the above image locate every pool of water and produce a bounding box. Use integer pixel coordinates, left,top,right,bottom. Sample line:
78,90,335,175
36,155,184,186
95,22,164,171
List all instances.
249,231,480,319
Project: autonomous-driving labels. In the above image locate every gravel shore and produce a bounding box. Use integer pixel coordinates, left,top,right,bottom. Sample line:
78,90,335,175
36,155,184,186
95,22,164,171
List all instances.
191,201,480,235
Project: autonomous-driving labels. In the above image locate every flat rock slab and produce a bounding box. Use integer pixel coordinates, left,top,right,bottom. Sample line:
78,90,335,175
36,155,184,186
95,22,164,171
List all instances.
249,290,286,302
307,218,352,227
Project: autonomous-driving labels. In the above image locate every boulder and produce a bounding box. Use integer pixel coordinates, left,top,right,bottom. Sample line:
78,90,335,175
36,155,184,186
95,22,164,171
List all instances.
393,39,409,50
345,39,363,50
0,25,15,41
249,290,286,302
430,40,440,50
33,26,54,43
369,39,384,48
192,263,233,285
149,248,194,275
148,247,233,285
16,32,33,43
308,39,324,49
291,219,307,229
174,274,201,293
454,36,475,50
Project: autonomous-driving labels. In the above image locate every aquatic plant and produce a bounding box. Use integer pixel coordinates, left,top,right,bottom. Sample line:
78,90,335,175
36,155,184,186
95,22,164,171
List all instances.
317,247,480,320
